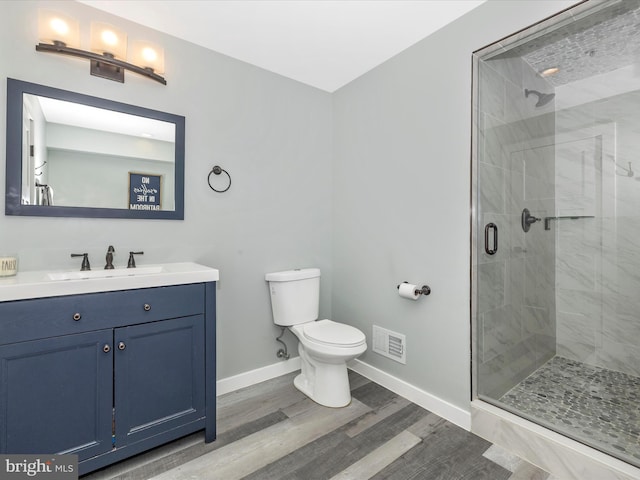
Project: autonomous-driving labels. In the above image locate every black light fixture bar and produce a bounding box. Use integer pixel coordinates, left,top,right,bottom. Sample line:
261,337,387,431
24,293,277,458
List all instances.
36,42,167,85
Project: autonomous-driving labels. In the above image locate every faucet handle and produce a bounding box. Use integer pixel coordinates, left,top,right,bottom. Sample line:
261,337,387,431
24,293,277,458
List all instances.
71,253,91,271
127,251,144,268
105,245,115,270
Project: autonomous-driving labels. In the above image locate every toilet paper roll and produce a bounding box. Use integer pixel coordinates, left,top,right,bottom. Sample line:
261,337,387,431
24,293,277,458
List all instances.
398,282,420,300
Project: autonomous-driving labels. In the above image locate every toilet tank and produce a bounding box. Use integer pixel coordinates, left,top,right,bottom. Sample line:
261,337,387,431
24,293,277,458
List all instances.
265,268,320,326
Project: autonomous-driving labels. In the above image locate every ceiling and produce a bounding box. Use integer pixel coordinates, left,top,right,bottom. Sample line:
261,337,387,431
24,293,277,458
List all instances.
77,0,485,92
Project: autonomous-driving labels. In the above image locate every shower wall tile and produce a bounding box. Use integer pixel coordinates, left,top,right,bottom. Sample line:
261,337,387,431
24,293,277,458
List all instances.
556,339,596,364
477,261,506,314
507,214,527,259
485,57,524,91
596,340,640,378
479,61,506,119
505,257,525,308
524,174,555,202
556,287,602,317
614,250,640,299
481,117,508,169
479,163,506,215
482,304,522,363
508,168,525,214
613,291,640,320
523,305,553,337
555,219,600,257
478,338,542,399
556,252,598,291
524,145,555,181
603,313,640,346
524,252,555,308
556,311,597,348
615,216,640,251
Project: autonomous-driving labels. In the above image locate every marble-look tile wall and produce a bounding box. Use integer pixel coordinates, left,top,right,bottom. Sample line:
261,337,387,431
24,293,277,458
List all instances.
476,56,556,398
555,94,640,377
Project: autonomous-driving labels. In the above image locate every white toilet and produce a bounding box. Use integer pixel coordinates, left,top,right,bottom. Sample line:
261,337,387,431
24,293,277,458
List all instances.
265,268,367,407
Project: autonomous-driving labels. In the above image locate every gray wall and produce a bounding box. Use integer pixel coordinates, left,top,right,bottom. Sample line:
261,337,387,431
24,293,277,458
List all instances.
0,0,579,412
332,0,575,410
0,0,333,380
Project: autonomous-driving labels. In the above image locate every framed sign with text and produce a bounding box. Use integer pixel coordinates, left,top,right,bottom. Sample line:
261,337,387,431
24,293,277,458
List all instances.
129,172,162,210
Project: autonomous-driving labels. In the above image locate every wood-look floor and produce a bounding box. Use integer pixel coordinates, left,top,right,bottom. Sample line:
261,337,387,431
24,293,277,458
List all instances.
82,371,550,480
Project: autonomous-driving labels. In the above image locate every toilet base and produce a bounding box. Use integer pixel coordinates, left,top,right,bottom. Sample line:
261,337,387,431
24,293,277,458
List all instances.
294,347,353,408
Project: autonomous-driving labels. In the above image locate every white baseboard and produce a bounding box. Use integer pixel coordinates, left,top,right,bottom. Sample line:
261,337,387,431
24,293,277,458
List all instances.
348,359,471,430
216,357,471,432
216,357,301,396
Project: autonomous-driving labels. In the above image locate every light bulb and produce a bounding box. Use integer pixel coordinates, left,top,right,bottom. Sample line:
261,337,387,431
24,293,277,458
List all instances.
50,18,69,36
101,29,119,46
142,47,157,62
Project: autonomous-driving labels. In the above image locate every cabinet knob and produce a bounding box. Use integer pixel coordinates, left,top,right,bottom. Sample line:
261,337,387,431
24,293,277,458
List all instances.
143,303,151,311
103,344,111,353
118,341,126,351
73,312,82,321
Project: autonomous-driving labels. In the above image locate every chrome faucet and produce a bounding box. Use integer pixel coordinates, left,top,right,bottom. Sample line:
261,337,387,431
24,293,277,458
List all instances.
71,253,90,271
105,246,115,270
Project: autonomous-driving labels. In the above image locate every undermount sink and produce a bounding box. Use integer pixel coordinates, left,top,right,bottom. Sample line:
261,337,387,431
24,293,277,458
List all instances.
47,266,164,281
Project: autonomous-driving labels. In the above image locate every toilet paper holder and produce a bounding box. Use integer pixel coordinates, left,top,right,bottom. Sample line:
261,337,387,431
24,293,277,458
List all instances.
397,281,431,297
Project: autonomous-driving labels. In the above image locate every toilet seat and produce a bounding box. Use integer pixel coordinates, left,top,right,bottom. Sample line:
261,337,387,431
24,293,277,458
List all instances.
302,319,366,347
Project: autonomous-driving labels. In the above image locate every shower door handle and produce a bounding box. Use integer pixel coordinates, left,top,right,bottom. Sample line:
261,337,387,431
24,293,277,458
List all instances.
484,223,498,255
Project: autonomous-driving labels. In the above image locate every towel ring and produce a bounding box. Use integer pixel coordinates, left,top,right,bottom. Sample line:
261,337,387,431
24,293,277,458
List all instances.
208,165,231,193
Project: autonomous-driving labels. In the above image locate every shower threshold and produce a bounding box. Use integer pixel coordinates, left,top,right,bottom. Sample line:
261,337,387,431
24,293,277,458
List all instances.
499,356,640,468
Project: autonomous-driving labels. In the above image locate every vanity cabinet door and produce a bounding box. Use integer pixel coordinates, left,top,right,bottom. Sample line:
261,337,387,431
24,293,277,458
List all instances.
0,330,113,461
114,315,205,447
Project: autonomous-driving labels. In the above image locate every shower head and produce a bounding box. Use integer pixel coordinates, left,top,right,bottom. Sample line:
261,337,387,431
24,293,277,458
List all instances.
525,89,555,107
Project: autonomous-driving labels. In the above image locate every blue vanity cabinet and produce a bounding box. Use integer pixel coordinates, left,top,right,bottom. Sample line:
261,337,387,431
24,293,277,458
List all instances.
0,330,114,460
114,314,205,447
0,281,216,475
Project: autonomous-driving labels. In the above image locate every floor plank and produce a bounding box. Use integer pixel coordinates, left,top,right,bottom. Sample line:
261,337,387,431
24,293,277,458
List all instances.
329,430,422,480
81,371,550,480
148,397,370,480
371,420,511,480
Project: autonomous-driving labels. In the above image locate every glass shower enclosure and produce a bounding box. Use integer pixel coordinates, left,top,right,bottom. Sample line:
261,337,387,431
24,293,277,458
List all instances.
473,0,640,468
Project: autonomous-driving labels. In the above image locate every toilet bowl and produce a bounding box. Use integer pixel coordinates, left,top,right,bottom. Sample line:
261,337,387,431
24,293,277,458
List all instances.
265,268,367,408
290,319,366,407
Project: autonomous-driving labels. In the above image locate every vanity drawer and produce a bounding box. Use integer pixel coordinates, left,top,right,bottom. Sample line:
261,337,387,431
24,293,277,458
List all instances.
0,283,205,344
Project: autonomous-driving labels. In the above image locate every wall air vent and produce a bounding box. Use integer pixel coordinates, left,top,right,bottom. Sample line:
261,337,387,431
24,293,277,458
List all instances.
372,325,406,364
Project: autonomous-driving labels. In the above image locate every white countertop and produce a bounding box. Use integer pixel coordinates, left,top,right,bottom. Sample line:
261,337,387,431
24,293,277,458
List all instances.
0,262,219,302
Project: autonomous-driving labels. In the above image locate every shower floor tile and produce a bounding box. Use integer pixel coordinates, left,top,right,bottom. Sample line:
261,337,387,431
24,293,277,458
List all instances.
500,356,640,465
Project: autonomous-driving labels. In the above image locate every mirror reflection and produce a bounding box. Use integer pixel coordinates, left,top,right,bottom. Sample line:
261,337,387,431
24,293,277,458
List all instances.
23,95,175,210
6,78,185,220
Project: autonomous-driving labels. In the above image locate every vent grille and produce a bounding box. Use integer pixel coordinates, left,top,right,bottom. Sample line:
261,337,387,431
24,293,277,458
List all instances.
372,325,406,364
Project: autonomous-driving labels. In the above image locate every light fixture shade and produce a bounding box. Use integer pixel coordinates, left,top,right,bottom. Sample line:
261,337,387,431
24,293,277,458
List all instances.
38,10,80,48
90,22,127,60
130,40,165,74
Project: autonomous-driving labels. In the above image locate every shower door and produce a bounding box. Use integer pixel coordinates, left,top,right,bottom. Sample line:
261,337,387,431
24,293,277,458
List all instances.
473,2,640,463
476,123,614,389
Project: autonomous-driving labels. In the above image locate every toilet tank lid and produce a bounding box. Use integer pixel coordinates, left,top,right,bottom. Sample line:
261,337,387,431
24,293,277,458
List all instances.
265,268,320,282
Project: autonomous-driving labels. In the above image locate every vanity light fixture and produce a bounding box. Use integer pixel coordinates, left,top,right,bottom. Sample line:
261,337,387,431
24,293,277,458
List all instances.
36,10,166,85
